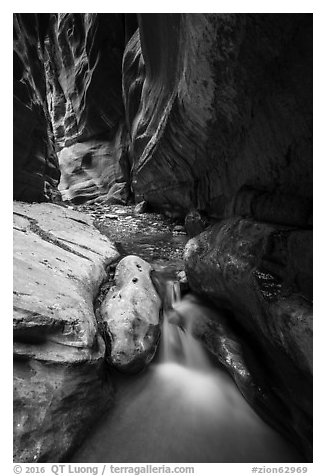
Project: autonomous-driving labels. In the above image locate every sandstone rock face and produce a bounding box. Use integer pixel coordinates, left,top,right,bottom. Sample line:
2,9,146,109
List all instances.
14,13,312,221
45,14,135,204
134,200,148,214
101,255,161,373
14,14,61,202
13,202,119,462
125,14,312,225
184,218,312,460
13,12,313,462
184,210,207,238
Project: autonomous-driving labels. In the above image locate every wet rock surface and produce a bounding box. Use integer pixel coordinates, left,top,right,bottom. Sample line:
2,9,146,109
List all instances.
134,200,148,214
184,210,208,238
53,203,189,377
71,202,189,372
184,218,313,460
77,203,189,276
65,202,312,460
13,201,119,462
100,256,161,373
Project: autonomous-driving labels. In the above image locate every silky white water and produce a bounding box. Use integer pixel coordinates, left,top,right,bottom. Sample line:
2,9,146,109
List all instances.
71,281,303,463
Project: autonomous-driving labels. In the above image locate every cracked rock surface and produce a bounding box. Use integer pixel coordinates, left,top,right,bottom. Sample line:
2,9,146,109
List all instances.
13,201,119,462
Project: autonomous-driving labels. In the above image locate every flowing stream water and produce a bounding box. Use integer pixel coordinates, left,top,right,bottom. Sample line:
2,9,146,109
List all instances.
70,204,303,463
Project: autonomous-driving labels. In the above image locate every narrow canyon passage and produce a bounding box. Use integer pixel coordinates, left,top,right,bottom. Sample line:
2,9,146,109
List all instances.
69,204,303,464
13,13,312,464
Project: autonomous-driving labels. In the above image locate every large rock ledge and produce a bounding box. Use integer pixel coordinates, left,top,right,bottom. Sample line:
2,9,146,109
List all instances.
184,218,312,460
13,201,119,462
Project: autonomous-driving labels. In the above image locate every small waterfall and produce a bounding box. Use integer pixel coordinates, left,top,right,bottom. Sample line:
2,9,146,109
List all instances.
160,280,210,370
71,280,303,463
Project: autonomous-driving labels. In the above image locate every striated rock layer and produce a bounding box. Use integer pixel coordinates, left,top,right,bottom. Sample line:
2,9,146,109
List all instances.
45,13,137,204
184,218,312,460
14,13,312,220
13,202,119,462
125,14,312,225
14,14,61,202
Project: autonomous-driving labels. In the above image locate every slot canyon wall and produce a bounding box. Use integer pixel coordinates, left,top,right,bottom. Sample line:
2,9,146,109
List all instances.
128,14,312,224
13,12,313,462
14,14,60,202
14,12,312,221
45,13,135,204
14,13,138,204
